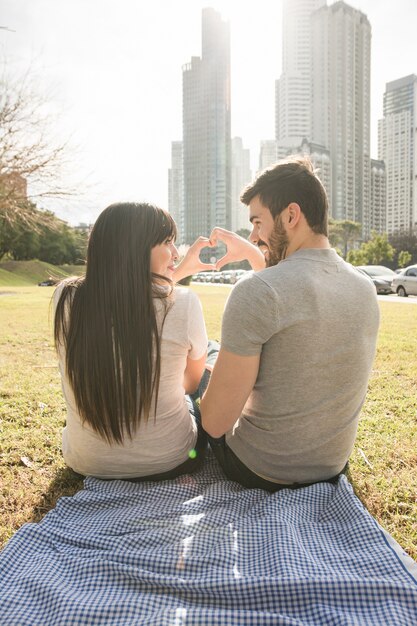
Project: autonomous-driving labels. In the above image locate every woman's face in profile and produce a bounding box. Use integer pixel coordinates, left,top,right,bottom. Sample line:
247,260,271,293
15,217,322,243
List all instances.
150,237,178,279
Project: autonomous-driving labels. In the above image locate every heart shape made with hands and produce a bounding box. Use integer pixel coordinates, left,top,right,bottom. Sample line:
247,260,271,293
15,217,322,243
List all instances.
199,243,227,266
199,244,220,257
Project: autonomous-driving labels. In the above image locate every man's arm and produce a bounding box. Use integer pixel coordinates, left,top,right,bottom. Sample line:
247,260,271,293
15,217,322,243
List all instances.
209,228,266,272
201,348,260,438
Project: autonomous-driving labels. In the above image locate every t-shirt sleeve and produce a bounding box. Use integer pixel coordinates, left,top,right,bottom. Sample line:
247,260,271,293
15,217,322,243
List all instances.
187,291,208,360
221,274,279,356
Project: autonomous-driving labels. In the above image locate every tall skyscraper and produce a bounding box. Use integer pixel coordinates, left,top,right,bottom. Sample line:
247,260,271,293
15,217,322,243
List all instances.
258,140,278,173
231,137,251,232
182,8,231,245
275,0,373,237
370,159,386,234
311,1,371,236
275,0,326,150
378,74,417,235
168,141,184,244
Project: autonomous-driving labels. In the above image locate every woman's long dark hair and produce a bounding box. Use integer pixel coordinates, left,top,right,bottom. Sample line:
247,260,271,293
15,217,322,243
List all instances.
54,202,177,444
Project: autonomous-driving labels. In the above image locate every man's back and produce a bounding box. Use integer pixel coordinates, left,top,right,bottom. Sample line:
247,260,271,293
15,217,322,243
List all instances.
222,248,379,484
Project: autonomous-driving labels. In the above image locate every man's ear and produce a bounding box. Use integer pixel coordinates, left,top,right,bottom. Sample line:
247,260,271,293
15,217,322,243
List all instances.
287,203,301,228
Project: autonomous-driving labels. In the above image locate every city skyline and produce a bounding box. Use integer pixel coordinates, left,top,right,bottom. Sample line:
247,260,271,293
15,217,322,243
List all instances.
2,0,417,225
379,74,417,234
182,8,231,243
311,1,371,234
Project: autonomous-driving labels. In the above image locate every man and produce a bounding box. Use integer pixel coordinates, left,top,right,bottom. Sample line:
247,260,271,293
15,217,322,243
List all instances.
201,157,379,491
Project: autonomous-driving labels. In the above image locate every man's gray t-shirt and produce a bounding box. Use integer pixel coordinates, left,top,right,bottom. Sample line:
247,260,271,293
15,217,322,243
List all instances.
222,248,380,484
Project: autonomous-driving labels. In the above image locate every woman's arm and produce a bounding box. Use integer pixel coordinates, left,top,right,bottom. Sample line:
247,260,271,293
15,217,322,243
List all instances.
183,353,207,395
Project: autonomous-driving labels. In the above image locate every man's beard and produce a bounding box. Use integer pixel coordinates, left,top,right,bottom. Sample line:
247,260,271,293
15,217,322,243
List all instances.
256,240,269,263
265,214,289,267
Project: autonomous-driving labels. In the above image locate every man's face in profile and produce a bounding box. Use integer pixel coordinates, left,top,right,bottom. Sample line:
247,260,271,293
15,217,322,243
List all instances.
248,196,289,266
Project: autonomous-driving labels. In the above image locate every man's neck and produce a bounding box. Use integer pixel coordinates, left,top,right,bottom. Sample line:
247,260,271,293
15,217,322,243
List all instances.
286,233,330,258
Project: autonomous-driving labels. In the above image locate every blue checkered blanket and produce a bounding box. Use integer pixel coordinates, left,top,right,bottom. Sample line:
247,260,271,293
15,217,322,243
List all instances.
1,454,416,625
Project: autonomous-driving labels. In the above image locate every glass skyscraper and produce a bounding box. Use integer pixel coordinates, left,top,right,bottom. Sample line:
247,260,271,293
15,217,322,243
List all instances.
378,74,417,234
182,8,231,246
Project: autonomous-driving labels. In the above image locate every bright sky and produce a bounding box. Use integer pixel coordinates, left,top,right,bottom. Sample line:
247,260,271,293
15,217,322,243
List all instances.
2,0,417,224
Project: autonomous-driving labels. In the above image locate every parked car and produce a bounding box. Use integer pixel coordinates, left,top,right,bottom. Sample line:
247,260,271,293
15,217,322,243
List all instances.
233,269,248,283
209,272,223,283
193,271,213,283
38,279,57,286
356,265,396,295
193,269,248,284
391,264,417,297
218,269,248,284
220,270,236,284
220,270,234,284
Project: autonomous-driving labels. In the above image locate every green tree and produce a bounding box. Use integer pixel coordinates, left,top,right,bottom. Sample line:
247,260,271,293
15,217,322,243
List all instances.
0,200,40,259
389,231,417,266
71,228,88,265
8,227,40,260
398,250,412,268
360,232,395,265
328,218,341,249
1,202,87,264
36,214,80,265
328,219,362,258
346,249,367,265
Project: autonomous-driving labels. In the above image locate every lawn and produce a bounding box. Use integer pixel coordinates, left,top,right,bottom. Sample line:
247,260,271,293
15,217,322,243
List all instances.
0,284,416,560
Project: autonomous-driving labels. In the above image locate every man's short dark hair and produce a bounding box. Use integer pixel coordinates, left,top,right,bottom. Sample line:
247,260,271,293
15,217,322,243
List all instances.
240,157,329,236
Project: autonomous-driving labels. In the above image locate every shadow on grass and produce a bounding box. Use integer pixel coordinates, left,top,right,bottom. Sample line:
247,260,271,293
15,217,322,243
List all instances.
30,467,85,524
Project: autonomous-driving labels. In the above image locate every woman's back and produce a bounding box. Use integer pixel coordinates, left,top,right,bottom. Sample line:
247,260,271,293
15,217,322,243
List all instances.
53,203,207,479
55,285,207,478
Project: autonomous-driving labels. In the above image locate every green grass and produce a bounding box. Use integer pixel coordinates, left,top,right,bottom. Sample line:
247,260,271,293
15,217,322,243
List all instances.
0,284,416,561
57,264,86,277
190,284,230,339
352,303,417,558
0,260,85,286
0,268,30,286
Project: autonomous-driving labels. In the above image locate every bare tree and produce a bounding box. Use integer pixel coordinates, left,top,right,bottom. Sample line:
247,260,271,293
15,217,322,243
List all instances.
0,60,75,231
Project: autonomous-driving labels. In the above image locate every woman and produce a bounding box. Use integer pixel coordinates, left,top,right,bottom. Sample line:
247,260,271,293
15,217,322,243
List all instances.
54,202,212,480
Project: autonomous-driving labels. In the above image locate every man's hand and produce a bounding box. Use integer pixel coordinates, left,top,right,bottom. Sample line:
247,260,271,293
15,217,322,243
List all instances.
173,236,216,283
209,227,266,271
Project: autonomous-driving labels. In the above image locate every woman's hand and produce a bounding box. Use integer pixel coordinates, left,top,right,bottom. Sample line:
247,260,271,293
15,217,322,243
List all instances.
173,237,217,283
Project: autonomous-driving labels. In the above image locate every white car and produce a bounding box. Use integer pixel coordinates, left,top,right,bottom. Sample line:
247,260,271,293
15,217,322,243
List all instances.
221,269,247,284
391,265,417,297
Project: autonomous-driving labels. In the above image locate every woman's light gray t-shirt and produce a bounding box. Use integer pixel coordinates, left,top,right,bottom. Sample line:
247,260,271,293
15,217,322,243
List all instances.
222,248,380,484
54,286,207,478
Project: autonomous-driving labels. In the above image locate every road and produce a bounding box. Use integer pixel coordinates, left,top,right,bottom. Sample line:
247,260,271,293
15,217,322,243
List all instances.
377,294,417,304
193,282,417,304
